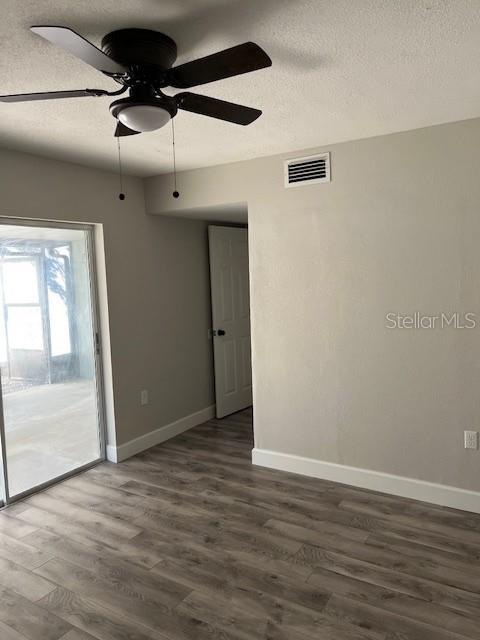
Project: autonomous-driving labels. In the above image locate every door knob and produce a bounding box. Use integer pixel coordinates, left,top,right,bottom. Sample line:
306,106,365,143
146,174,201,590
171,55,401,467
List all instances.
217,329,226,336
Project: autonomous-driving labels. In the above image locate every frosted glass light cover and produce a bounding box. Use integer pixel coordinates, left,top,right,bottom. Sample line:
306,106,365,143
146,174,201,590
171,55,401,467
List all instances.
117,105,171,132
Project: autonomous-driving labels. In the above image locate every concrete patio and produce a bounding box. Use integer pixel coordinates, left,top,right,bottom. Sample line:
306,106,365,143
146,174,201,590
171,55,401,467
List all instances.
2,379,100,496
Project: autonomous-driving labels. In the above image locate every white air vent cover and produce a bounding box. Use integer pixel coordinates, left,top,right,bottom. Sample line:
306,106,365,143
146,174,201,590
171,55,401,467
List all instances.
284,153,330,188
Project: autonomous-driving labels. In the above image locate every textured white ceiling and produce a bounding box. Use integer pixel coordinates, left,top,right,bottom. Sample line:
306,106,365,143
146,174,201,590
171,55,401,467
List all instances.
1,0,480,177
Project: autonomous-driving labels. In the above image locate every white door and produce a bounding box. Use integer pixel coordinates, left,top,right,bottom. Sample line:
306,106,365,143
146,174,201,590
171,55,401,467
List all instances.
209,226,252,418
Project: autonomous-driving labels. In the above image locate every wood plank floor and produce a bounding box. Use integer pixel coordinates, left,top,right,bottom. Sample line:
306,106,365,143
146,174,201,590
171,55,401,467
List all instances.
0,406,479,640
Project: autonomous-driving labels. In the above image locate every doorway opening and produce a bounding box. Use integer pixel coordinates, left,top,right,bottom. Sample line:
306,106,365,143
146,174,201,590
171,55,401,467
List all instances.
0,220,105,503
208,225,252,418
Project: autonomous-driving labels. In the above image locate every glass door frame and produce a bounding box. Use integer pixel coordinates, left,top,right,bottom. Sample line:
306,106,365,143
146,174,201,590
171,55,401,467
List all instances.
0,217,107,507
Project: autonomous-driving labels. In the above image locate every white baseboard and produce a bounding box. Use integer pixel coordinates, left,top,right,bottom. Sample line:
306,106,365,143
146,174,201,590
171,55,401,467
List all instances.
107,405,216,463
252,448,480,514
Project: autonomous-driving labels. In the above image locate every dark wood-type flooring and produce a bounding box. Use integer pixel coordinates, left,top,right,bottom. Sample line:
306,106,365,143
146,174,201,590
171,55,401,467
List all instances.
0,407,479,639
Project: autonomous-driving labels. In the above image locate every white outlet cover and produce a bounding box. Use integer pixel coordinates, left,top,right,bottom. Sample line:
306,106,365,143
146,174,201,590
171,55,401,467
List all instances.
141,390,149,406
464,430,479,450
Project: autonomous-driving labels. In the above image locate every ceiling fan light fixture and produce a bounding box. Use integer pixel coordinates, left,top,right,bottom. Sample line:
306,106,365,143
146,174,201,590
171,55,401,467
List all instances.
111,99,174,132
118,105,171,132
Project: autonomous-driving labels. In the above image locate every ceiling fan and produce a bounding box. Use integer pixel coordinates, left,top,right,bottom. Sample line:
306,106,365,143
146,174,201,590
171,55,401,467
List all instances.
0,27,272,136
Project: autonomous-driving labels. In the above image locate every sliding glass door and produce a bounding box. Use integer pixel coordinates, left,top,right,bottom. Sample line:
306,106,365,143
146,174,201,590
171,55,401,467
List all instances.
0,220,104,503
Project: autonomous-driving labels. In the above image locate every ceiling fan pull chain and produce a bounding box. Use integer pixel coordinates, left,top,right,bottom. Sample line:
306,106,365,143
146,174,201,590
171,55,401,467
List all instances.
171,118,179,199
117,137,126,201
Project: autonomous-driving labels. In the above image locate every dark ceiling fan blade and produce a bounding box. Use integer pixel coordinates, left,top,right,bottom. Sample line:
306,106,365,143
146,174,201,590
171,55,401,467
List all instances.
114,121,140,137
167,42,271,89
30,26,127,75
176,92,262,125
0,89,109,103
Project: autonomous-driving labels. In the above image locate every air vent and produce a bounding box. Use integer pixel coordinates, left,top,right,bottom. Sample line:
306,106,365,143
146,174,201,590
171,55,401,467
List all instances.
284,153,330,188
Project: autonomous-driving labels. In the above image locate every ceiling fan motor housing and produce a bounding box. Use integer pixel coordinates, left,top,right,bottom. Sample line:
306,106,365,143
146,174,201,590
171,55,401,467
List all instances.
1,25,271,134
101,29,178,72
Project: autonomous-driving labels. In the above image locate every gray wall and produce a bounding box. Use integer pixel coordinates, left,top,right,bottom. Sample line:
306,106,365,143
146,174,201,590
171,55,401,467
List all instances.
0,148,214,447
146,117,480,493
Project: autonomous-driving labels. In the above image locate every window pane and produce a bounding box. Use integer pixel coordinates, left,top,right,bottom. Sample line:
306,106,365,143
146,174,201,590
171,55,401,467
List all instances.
0,276,7,362
7,306,43,350
47,253,71,356
48,290,71,356
3,261,39,304
0,223,101,498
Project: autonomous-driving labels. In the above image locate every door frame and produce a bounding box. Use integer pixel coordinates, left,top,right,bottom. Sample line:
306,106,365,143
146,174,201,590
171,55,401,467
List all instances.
208,224,253,418
0,217,107,507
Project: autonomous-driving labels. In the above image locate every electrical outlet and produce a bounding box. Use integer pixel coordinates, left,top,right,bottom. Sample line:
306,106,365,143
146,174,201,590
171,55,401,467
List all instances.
140,390,149,406
464,430,479,450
